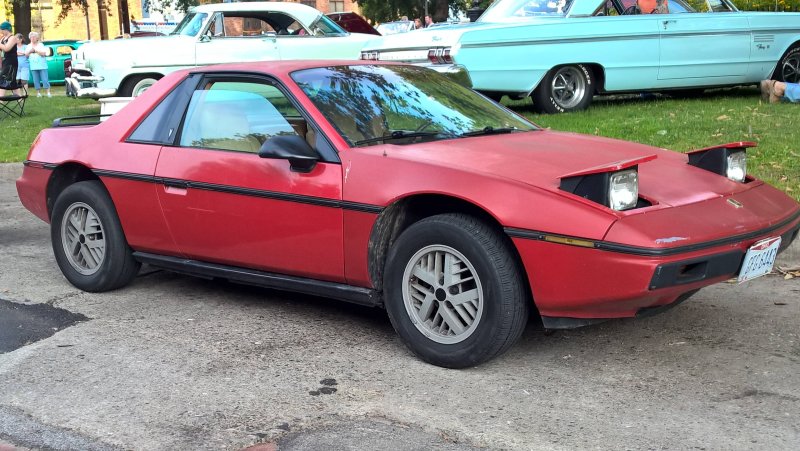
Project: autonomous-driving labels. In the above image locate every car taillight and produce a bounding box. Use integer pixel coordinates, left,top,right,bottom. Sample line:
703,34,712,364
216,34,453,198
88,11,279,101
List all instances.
360,51,379,61
427,47,453,64
64,59,72,78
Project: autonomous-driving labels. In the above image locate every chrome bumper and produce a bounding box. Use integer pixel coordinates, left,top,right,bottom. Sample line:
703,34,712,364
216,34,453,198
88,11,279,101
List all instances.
65,74,117,99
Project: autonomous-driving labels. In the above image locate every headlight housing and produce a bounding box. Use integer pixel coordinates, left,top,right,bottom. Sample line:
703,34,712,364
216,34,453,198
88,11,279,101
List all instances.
687,142,752,182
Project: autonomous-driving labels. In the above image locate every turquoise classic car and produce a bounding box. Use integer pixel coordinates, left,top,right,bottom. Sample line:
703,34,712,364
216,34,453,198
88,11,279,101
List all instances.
360,0,800,113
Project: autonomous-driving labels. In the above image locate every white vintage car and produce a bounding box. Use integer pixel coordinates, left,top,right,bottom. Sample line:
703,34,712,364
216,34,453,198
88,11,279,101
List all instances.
69,2,375,97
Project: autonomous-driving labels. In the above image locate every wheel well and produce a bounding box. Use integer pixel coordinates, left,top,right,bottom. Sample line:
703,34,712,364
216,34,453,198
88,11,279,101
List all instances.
46,163,101,219
772,42,800,81
583,63,605,94
367,194,511,292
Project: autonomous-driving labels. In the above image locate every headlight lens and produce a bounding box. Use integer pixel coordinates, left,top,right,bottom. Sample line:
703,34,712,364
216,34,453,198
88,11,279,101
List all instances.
608,169,638,211
726,150,746,182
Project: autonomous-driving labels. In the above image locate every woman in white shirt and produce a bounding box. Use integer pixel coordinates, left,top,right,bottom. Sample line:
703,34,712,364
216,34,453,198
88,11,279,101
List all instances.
25,31,51,97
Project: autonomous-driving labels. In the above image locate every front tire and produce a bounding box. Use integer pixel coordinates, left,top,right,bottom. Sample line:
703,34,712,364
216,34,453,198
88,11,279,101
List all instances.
532,64,594,114
51,181,140,292
383,214,529,368
776,46,800,83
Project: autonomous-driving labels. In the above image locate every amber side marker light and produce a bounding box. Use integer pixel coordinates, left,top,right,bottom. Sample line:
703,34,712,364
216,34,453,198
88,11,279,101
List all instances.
543,235,596,248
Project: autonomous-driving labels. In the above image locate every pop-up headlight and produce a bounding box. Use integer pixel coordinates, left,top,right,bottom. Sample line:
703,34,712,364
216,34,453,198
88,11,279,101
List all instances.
608,169,639,211
687,142,753,182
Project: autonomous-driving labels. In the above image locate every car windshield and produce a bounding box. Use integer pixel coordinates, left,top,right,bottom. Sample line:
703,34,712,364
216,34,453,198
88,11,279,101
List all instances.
309,14,348,36
292,65,536,147
171,12,208,37
479,0,574,21
376,21,415,35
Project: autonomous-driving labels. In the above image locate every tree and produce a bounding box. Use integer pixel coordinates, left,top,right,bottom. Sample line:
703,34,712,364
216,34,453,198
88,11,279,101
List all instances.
12,0,31,36
355,0,472,23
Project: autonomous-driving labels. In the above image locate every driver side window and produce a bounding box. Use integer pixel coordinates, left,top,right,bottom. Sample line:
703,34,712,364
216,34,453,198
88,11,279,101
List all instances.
179,80,310,154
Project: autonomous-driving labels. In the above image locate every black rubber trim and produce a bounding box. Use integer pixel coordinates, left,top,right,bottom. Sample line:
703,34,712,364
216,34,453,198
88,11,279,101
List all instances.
133,252,381,307
506,210,800,257
648,251,743,290
23,160,58,170
541,289,701,329
90,168,383,214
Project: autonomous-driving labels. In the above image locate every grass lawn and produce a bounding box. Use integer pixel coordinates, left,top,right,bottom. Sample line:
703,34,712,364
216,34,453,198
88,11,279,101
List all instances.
0,93,99,162
508,86,800,200
1,86,798,201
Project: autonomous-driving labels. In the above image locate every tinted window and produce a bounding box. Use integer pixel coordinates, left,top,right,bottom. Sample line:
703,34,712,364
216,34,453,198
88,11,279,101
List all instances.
179,80,307,153
127,75,198,145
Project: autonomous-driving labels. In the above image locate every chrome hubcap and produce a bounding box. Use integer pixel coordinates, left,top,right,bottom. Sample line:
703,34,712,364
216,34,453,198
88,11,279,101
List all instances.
61,202,105,275
782,55,800,83
551,66,586,110
402,245,483,344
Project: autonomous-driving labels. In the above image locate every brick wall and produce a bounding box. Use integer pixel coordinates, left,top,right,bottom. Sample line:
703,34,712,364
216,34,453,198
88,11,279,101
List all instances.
9,1,143,41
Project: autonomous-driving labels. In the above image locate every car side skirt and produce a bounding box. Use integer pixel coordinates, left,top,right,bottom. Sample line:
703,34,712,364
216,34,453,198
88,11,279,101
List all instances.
133,252,382,308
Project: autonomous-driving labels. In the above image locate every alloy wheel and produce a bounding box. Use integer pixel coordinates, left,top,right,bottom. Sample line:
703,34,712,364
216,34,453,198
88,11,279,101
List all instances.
61,202,106,275
402,245,483,344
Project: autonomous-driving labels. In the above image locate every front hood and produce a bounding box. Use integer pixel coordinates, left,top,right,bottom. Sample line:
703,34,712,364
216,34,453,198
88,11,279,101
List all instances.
77,35,195,69
362,130,751,209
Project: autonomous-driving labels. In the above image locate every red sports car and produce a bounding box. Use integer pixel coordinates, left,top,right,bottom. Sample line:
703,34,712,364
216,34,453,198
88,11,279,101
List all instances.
17,61,800,368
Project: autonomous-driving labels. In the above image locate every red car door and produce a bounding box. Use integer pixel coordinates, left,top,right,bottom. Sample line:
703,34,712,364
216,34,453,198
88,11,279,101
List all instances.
154,76,345,283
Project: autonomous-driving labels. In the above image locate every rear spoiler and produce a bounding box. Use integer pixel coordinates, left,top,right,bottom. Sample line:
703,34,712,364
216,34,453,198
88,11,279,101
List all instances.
52,114,111,127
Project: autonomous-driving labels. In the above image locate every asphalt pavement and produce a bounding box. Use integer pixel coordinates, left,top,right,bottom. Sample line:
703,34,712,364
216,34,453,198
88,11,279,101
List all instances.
1,162,799,450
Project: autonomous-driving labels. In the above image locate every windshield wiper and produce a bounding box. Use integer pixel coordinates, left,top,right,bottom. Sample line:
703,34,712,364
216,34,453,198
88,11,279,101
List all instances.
459,126,522,137
354,130,451,146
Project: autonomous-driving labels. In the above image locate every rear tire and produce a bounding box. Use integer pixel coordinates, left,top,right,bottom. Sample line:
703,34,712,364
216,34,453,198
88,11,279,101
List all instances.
532,64,594,114
120,75,160,97
383,214,529,368
775,46,800,83
51,181,140,292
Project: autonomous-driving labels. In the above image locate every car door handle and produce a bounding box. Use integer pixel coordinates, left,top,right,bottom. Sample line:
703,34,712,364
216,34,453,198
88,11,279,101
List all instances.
662,20,676,30
163,179,189,195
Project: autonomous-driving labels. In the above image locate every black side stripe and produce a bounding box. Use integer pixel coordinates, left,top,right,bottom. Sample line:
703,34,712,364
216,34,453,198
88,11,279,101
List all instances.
506,209,800,257
89,168,383,214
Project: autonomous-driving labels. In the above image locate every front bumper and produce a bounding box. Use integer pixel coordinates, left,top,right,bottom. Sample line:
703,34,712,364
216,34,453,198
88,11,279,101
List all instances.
510,201,800,327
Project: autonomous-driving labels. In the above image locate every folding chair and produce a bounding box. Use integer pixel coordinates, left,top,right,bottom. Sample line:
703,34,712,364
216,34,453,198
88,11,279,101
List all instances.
0,84,28,120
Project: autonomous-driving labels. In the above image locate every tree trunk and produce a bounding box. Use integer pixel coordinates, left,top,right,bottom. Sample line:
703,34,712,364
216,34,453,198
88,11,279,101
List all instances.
97,0,109,40
433,0,449,22
12,0,32,36
118,0,130,35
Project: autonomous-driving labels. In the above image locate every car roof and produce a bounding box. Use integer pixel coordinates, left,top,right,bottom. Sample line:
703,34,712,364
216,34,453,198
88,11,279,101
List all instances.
192,1,320,15
185,60,404,79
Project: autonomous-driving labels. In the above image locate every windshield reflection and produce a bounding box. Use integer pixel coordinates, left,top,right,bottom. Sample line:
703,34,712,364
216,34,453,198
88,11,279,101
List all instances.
171,13,208,37
292,65,536,147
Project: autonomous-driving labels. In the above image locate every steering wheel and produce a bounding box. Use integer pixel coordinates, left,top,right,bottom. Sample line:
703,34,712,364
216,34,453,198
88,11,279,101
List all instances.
622,5,640,15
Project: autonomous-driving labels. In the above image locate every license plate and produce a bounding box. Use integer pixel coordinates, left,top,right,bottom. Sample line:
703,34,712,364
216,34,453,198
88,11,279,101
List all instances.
737,237,781,283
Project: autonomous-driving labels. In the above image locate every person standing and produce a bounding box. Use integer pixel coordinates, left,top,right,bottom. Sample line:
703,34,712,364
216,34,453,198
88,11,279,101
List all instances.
0,21,21,97
26,32,51,97
15,33,29,91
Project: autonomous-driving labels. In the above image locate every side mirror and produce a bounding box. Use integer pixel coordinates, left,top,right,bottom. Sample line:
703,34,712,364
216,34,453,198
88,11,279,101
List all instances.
259,135,319,173
199,35,211,43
